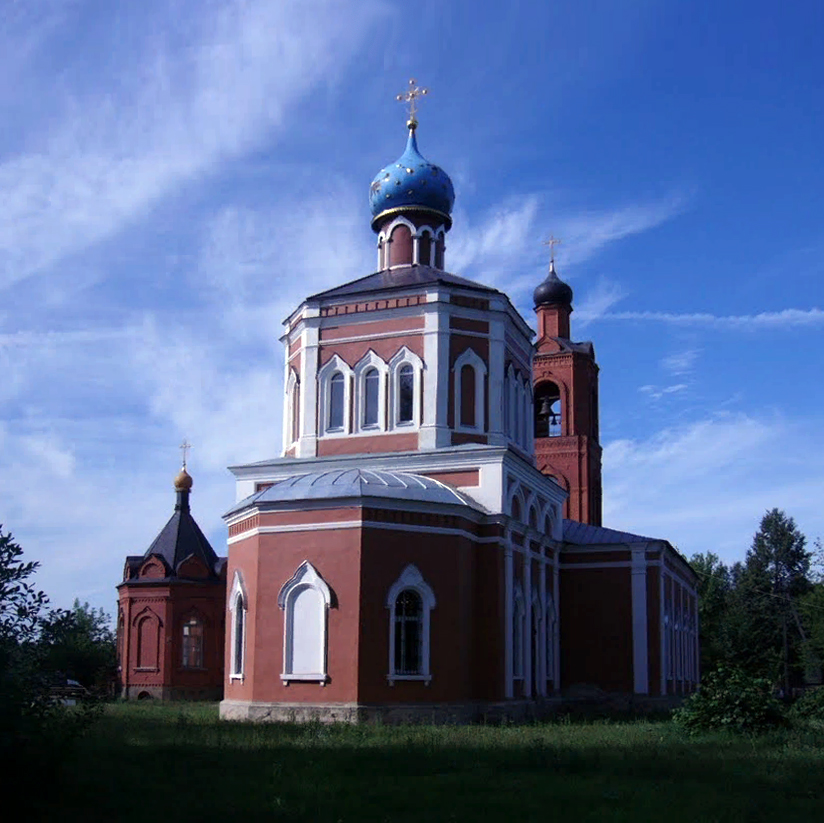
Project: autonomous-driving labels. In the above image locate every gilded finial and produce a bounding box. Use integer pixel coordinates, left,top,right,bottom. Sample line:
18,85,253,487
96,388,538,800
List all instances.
179,439,192,470
542,235,562,271
396,78,428,130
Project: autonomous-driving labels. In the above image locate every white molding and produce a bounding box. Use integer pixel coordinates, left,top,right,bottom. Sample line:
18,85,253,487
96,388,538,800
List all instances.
386,565,436,682
278,561,331,683
317,355,354,438
353,350,389,434
228,570,248,679
453,347,488,433
388,346,424,431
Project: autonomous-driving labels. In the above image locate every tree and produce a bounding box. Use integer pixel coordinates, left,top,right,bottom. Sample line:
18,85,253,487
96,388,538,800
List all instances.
39,600,117,694
689,552,732,673
733,509,811,690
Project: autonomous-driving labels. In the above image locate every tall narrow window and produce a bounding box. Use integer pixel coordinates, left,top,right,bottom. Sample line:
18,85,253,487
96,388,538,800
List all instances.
363,367,380,427
398,364,414,423
136,612,160,669
460,365,475,427
329,372,344,430
291,377,301,443
418,231,432,265
386,565,436,683
233,597,244,675
394,590,423,675
182,617,204,668
513,589,525,681
229,572,247,679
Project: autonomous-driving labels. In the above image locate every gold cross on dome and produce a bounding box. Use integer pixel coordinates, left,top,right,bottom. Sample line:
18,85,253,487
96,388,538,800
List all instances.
542,235,562,265
179,439,192,469
396,78,428,128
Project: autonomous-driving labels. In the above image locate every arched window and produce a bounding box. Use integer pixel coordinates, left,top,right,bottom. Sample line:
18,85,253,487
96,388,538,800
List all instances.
285,369,300,447
318,355,353,437
453,348,487,432
181,617,204,668
229,571,247,679
545,595,557,689
511,496,522,522
513,586,525,681
386,565,436,682
388,223,413,266
388,347,424,430
417,230,432,266
398,364,414,423
528,506,538,529
329,372,344,431
279,562,332,683
535,381,562,438
434,231,445,269
394,590,423,675
363,368,380,427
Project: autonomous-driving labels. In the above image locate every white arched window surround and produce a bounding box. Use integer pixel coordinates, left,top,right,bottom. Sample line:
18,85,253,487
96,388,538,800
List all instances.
384,215,416,269
353,350,389,434
388,347,424,430
386,564,436,684
285,368,300,446
228,571,248,680
317,355,354,437
278,561,332,684
412,222,436,265
453,347,488,433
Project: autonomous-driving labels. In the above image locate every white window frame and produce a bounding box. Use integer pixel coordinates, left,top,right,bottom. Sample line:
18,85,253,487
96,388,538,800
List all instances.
285,368,300,446
386,564,436,684
228,571,248,680
388,347,424,431
385,216,416,269
317,355,354,438
353,350,389,434
453,347,487,433
278,561,332,684
413,223,435,266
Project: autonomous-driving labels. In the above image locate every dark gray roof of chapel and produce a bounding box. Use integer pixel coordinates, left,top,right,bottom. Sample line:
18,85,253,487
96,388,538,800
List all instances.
307,265,500,301
562,519,657,545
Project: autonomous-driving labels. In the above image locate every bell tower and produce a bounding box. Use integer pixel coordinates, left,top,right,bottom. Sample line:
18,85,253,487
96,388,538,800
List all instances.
532,247,602,525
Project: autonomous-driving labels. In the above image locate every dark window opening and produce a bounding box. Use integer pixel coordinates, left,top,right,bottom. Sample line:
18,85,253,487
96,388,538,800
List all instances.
364,368,379,427
329,372,344,430
182,618,204,669
460,365,476,427
398,365,414,423
394,590,423,675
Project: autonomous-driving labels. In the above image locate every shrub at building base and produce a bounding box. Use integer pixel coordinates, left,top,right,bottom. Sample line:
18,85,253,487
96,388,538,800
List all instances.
673,667,787,734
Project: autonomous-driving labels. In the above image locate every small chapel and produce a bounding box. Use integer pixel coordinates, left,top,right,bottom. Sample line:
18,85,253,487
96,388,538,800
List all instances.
117,82,698,719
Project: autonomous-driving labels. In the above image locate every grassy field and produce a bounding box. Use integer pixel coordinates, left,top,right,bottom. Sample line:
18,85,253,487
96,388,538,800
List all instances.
35,702,824,822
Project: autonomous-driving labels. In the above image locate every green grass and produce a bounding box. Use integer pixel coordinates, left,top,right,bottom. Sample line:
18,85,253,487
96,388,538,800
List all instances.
37,702,824,822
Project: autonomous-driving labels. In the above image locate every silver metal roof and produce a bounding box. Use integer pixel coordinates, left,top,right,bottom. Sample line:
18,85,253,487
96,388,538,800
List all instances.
225,468,486,517
562,519,657,545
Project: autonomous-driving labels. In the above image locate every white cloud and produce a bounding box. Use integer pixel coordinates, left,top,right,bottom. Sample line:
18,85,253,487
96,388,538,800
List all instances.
602,308,824,329
0,0,384,290
661,348,700,376
575,278,628,325
603,413,824,561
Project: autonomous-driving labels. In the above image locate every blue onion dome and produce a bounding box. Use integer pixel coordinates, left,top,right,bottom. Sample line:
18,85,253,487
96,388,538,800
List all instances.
369,126,455,231
534,260,573,308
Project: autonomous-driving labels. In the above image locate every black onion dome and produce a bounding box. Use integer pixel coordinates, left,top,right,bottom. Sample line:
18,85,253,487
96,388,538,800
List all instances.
533,261,573,308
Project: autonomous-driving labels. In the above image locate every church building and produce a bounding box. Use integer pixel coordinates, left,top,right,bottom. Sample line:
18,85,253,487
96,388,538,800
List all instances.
117,84,698,719
217,88,698,722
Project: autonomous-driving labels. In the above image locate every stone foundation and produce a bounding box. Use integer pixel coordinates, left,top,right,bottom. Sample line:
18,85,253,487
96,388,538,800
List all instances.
220,693,682,724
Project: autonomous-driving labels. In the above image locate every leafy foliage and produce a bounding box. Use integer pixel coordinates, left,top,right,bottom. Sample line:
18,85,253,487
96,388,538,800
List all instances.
673,667,787,734
39,600,117,694
789,687,824,722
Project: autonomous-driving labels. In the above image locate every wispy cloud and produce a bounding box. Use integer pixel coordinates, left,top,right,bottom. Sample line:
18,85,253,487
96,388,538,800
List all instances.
601,308,824,329
604,413,824,560
0,0,384,290
575,278,628,325
661,348,700,376
638,383,688,400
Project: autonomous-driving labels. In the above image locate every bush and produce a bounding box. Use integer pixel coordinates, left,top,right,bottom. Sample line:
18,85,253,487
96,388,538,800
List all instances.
673,667,787,734
789,687,824,722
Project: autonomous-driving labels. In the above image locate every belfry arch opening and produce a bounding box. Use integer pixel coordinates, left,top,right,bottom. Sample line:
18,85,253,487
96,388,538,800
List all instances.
534,381,562,438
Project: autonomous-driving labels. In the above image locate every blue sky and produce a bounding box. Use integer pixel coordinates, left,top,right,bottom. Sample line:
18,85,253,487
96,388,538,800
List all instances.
2,0,823,613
